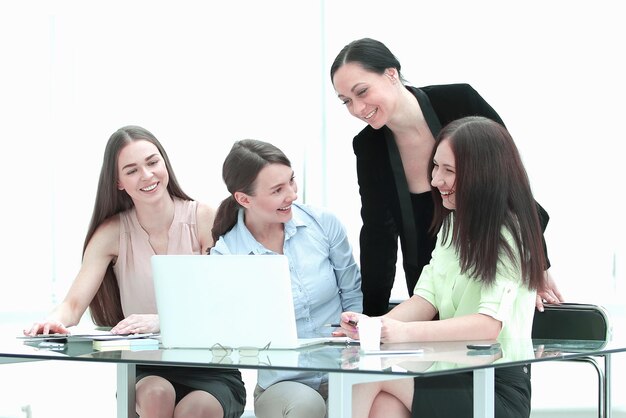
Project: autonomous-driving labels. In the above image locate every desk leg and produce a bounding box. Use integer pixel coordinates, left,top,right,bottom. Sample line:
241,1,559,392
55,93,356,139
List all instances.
117,363,136,418
605,353,612,418
474,368,494,418
328,372,351,418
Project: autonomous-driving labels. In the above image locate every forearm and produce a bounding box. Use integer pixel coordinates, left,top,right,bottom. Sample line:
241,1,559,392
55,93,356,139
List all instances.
334,254,362,313
326,216,364,314
385,295,436,322
340,286,363,314
47,299,86,327
401,313,501,342
332,265,363,314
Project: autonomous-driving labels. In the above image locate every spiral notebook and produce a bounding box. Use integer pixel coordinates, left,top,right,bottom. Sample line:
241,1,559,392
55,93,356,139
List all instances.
152,254,346,349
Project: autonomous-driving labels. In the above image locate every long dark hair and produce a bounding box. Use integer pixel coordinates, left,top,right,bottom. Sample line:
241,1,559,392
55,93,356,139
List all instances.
429,116,545,289
330,37,407,84
88,125,192,326
211,139,291,244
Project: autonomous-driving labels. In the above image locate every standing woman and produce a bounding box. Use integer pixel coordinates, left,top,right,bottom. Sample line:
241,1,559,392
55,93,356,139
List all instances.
25,126,246,418
331,38,562,316
210,139,362,418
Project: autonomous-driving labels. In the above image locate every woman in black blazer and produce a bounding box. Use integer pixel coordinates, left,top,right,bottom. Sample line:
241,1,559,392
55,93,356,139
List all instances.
330,38,562,316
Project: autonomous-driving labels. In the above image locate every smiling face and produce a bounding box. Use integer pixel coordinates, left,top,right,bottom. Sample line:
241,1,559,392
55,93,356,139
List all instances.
431,139,457,210
235,163,298,228
116,140,169,203
332,62,399,129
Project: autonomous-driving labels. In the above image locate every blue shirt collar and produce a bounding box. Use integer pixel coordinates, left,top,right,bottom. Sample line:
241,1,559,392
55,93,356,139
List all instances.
233,205,307,255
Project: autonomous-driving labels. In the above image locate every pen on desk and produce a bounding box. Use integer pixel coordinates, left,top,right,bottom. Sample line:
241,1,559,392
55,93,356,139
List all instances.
323,320,358,327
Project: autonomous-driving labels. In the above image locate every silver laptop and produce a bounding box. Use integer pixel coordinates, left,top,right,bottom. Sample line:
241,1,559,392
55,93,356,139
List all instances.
152,254,343,349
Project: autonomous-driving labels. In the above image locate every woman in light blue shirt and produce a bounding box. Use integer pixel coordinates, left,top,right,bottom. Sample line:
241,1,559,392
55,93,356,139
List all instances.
209,139,362,418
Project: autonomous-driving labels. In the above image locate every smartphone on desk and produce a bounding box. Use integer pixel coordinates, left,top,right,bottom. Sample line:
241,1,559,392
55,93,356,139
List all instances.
467,342,501,356
467,343,500,350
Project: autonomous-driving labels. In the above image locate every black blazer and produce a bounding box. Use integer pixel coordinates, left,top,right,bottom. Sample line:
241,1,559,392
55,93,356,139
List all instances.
353,83,549,315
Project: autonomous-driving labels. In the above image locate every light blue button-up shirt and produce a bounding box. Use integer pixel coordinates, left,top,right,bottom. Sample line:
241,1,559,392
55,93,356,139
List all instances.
211,202,362,390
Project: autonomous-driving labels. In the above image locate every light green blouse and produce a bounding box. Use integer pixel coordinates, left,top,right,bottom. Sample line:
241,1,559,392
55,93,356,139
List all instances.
414,222,537,340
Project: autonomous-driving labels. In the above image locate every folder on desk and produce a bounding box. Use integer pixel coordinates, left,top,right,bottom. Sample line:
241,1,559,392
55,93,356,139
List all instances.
19,331,157,343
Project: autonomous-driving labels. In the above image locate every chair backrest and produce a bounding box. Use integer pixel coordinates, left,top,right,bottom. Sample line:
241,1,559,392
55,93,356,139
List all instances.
532,303,611,341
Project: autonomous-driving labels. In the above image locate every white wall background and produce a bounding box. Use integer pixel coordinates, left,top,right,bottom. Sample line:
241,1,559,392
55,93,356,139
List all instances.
1,1,624,417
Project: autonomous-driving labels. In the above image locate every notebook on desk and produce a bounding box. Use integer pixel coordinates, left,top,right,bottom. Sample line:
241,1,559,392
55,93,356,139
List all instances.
152,254,347,349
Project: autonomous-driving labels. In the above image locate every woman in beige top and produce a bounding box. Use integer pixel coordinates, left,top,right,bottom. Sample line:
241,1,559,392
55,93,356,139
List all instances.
24,126,246,418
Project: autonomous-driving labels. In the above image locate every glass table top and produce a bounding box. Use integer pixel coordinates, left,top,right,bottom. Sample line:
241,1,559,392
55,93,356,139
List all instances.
3,336,624,377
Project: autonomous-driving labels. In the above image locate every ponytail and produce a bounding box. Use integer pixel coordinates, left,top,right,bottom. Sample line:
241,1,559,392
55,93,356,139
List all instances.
211,139,291,247
211,195,240,245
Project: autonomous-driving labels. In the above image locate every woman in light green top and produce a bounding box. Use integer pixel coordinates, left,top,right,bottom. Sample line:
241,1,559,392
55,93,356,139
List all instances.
342,116,547,418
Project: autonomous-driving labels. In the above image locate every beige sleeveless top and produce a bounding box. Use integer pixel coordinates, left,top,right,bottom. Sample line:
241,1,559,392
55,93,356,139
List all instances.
113,198,201,316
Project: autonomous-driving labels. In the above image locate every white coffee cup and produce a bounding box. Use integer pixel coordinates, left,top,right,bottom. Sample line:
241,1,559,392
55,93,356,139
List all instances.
358,317,382,352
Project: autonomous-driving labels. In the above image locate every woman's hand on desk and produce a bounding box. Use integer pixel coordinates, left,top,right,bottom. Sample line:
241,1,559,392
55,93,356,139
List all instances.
111,314,159,334
23,320,70,336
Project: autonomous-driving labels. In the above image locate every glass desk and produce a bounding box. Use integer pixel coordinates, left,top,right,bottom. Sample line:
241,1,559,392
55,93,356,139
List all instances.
1,337,623,418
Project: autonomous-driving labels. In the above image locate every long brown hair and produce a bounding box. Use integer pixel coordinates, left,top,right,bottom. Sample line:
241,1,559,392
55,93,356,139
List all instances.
87,125,192,326
211,139,291,244
429,116,546,289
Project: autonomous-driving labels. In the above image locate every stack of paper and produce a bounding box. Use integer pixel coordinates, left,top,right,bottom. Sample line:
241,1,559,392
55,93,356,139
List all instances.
92,336,160,351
